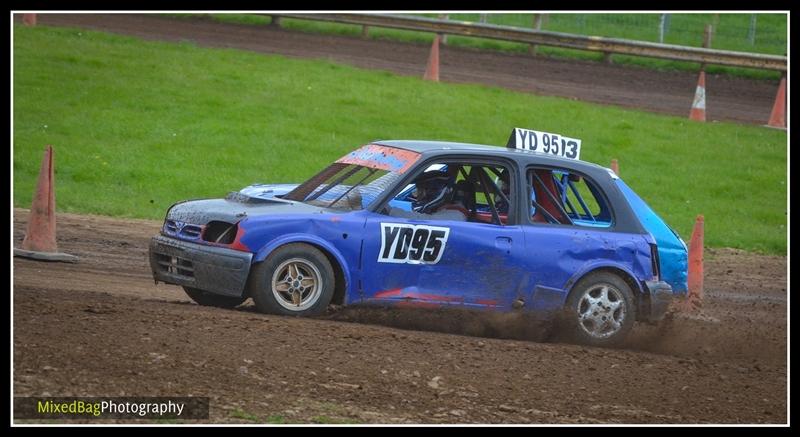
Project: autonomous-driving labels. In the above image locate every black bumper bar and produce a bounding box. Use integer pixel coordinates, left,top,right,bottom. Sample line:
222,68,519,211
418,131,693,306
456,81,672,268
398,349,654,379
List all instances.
643,280,674,322
149,235,253,297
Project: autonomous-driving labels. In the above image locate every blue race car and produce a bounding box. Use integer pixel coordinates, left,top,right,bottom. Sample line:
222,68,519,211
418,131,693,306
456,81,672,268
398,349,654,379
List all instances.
149,128,688,346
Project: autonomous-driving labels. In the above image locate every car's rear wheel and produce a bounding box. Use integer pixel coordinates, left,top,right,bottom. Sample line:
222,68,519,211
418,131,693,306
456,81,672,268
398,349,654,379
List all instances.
250,243,335,316
564,271,636,347
183,287,247,308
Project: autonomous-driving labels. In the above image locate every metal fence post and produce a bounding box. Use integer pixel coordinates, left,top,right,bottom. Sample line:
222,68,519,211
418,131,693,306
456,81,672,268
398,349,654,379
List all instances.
659,14,667,43
748,14,757,45
271,16,281,28
479,14,488,24
704,24,714,48
439,14,448,45
362,25,370,39
530,13,544,56
700,23,713,71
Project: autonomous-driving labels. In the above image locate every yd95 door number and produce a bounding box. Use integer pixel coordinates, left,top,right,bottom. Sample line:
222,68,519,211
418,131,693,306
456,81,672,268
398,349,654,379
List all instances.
379,223,450,265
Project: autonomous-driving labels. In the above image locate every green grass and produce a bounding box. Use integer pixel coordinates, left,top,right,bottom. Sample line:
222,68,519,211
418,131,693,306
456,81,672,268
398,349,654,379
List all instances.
265,415,287,424
12,25,787,254
174,13,786,80
230,409,259,422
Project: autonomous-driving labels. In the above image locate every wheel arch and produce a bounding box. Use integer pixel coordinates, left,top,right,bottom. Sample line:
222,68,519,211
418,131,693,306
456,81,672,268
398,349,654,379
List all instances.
253,233,350,305
564,262,644,304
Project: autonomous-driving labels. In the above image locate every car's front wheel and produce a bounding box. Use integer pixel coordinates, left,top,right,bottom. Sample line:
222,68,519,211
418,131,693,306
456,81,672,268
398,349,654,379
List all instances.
250,243,335,316
563,271,636,347
183,287,248,309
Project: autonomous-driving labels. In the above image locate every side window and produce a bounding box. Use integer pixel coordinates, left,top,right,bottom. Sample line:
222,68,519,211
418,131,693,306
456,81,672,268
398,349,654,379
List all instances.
527,168,612,227
467,164,513,225
382,161,513,225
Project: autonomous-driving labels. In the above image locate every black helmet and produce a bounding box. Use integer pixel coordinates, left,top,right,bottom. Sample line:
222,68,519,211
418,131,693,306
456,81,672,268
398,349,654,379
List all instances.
416,170,451,190
413,170,454,213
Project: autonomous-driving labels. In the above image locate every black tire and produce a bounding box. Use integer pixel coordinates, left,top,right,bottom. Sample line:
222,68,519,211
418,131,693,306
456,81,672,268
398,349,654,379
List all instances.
250,243,335,316
563,271,636,347
183,287,247,309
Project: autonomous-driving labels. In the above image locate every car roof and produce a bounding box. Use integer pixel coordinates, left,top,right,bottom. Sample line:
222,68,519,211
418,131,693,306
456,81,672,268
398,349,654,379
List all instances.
373,140,612,174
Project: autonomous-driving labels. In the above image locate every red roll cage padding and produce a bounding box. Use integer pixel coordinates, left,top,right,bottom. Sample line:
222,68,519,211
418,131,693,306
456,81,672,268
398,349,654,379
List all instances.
531,169,569,224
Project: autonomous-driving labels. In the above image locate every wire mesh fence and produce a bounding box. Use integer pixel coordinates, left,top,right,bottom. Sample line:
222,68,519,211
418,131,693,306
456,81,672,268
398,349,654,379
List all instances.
419,13,787,56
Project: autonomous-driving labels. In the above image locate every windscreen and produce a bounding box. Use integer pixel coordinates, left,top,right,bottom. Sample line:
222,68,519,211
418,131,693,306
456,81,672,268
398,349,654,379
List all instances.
283,144,420,211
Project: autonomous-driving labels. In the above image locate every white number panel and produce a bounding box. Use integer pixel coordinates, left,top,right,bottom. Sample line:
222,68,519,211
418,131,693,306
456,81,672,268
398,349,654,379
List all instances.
378,223,450,265
508,127,582,160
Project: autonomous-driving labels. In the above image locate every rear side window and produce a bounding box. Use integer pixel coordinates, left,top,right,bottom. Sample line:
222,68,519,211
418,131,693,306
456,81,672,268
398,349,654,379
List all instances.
527,168,613,228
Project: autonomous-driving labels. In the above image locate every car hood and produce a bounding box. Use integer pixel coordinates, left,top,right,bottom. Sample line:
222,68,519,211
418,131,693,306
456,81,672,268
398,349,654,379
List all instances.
166,192,329,225
238,183,299,200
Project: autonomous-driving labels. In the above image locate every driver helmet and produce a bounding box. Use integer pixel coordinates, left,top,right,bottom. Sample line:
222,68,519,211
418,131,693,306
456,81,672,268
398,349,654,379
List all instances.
414,170,453,205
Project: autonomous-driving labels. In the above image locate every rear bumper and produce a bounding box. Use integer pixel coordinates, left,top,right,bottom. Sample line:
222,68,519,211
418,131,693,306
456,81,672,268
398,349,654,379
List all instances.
149,235,253,297
643,280,674,322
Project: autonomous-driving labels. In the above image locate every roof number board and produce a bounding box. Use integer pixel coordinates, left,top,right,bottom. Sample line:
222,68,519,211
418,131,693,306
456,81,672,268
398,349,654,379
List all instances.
507,127,582,160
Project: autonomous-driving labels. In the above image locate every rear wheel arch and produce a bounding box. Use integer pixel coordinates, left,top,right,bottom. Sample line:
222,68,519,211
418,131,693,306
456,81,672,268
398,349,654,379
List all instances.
567,266,643,304
568,266,645,319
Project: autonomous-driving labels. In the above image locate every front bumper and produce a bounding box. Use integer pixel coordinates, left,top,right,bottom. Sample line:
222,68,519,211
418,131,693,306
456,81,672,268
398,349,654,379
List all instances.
149,235,253,297
643,280,674,322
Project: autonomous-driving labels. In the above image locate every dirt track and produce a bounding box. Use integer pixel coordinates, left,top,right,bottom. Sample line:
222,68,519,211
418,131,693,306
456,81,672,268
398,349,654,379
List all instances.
29,13,780,125
13,209,787,424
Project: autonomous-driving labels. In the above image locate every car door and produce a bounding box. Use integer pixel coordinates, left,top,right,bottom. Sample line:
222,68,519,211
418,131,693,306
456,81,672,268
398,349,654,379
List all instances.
520,166,620,312
360,214,527,309
359,160,528,309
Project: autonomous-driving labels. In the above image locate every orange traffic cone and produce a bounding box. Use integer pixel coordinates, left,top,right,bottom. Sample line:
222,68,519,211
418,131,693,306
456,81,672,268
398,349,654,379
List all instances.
767,76,786,129
23,14,37,26
684,215,704,311
14,146,78,262
689,71,706,122
610,159,619,175
423,35,440,82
